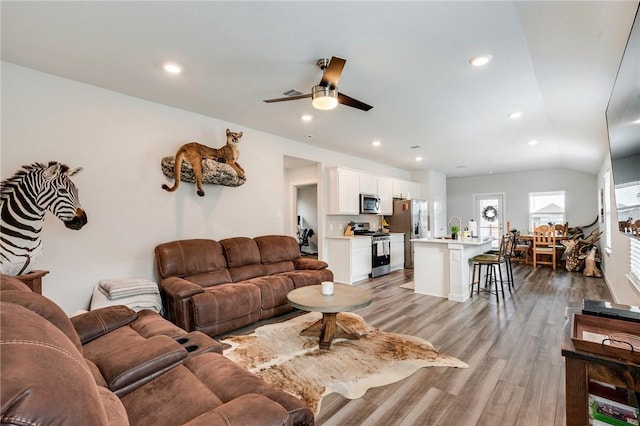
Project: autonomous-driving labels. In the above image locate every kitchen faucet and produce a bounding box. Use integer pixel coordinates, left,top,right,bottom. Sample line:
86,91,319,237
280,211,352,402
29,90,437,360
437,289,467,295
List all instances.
447,216,462,234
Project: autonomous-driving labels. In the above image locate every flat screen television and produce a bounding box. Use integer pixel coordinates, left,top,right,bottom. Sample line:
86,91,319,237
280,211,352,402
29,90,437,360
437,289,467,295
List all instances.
606,5,640,240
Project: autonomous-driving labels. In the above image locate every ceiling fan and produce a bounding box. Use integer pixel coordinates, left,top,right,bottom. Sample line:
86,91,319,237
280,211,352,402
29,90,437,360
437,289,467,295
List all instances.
263,56,373,111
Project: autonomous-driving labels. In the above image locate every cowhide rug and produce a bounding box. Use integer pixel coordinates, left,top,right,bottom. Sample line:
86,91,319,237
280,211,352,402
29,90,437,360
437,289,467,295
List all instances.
221,312,468,415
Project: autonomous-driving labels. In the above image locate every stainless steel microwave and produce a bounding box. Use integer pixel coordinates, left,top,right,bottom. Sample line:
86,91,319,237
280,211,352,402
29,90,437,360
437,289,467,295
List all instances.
360,193,381,214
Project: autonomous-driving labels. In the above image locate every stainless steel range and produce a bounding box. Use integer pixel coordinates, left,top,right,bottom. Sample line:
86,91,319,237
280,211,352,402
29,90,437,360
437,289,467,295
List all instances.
352,223,391,278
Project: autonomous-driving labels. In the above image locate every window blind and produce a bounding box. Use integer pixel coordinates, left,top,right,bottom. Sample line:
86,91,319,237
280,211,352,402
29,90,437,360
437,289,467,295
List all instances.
630,238,640,292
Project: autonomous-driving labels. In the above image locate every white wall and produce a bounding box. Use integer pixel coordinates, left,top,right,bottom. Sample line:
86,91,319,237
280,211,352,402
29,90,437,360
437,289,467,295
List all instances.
598,156,640,305
1,62,410,313
447,169,598,233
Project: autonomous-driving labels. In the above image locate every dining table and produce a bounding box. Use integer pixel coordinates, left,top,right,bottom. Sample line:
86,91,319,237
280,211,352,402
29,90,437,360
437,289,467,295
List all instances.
515,233,569,265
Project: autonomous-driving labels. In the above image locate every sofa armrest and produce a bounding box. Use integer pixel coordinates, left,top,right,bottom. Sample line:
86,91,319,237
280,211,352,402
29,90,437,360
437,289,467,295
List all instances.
71,305,138,345
294,257,329,270
160,277,205,299
98,335,187,395
183,394,289,426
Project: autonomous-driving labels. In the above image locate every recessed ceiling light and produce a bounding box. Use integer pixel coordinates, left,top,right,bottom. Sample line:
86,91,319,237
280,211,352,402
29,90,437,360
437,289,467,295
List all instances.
415,156,423,162
163,63,182,74
469,54,492,67
528,139,539,146
372,140,381,147
509,112,523,119
301,114,313,122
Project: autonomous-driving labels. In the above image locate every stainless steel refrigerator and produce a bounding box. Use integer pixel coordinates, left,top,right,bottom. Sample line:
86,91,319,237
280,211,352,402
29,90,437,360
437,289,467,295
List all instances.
387,199,429,268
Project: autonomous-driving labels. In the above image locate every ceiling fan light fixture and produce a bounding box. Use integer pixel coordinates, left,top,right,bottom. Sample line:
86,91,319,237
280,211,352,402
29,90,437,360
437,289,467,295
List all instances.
311,85,338,110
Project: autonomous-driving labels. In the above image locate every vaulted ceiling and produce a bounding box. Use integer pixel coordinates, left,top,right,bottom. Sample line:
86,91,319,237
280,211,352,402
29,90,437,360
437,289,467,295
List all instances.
2,1,637,177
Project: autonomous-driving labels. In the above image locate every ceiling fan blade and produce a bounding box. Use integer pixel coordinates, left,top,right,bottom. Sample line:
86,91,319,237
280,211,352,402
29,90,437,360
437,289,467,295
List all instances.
263,93,312,103
319,56,346,89
338,93,373,111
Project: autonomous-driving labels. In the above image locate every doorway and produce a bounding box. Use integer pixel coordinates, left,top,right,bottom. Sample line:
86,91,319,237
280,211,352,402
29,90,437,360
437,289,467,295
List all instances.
284,156,321,257
473,193,506,248
296,184,318,257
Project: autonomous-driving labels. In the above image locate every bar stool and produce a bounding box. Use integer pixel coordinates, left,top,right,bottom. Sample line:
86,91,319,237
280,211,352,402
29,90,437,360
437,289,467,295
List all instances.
484,234,515,291
470,235,510,302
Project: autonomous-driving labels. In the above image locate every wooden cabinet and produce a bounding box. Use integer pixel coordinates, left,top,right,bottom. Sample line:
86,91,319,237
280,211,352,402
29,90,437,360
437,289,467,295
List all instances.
561,310,640,426
390,233,405,271
328,168,360,215
327,237,372,284
15,270,49,294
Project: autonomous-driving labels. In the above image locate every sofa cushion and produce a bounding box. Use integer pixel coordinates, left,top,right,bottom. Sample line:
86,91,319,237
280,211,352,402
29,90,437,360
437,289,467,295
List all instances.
185,353,315,426
71,305,138,345
93,335,188,394
155,239,229,280
248,275,295,309
255,235,300,263
119,362,224,425
255,235,300,274
1,290,83,352
1,302,121,425
220,237,266,281
295,257,330,270
184,270,232,288
192,282,262,327
279,269,332,289
130,309,188,338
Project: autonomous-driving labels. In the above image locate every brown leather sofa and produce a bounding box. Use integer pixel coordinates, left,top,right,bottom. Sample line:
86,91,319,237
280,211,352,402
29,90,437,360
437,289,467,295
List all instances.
0,275,315,425
155,235,333,336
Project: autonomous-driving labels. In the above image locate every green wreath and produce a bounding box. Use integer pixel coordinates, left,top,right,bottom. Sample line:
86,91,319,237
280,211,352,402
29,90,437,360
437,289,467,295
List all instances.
482,205,498,222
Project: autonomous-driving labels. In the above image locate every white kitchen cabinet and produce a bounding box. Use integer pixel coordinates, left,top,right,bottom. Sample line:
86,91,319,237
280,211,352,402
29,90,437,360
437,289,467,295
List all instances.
328,167,360,215
392,179,421,200
390,233,405,271
392,179,409,199
378,177,394,215
326,236,372,284
359,173,378,195
408,181,422,200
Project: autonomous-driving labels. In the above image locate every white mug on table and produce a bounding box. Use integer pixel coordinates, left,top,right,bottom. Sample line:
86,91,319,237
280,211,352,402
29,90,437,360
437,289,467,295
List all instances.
321,281,334,295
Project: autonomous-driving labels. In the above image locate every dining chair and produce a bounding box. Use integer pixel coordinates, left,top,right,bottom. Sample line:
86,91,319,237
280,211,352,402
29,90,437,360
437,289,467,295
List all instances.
554,222,569,237
511,230,530,264
533,224,557,269
553,222,569,265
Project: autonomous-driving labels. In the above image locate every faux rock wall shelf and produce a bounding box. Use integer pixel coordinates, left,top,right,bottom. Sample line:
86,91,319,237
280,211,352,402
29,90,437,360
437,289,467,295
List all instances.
161,156,246,188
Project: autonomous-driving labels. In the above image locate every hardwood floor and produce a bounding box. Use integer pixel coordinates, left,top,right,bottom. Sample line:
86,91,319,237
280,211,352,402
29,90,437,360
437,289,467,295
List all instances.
312,264,612,425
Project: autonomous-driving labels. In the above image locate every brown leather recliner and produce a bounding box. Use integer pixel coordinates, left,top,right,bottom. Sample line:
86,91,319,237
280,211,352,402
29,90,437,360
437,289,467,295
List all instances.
0,275,315,425
155,235,333,336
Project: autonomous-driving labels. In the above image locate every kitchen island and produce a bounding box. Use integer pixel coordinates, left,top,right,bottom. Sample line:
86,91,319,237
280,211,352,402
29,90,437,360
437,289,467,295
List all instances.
411,237,493,302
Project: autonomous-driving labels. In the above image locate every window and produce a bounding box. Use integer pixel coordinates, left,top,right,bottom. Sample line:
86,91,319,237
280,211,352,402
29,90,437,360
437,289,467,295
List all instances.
529,191,565,230
616,181,640,226
604,171,611,252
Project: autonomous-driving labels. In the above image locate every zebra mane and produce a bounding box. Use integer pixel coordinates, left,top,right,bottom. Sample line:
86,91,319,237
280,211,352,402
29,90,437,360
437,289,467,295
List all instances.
0,161,70,201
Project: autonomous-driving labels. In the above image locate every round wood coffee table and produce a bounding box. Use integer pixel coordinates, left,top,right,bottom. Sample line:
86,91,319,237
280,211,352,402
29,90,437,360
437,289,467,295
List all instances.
287,283,373,349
